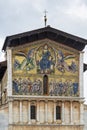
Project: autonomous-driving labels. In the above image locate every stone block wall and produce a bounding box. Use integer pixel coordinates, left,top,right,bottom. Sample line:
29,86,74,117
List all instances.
0,104,8,130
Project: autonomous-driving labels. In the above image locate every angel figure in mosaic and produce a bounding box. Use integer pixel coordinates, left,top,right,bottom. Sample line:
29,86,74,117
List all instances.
56,50,77,73
14,49,35,71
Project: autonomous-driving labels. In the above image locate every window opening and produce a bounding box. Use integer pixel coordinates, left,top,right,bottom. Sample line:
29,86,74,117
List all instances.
30,105,36,119
43,75,48,95
56,106,61,120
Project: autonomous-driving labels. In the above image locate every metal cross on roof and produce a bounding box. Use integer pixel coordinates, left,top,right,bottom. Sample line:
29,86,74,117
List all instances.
44,10,48,27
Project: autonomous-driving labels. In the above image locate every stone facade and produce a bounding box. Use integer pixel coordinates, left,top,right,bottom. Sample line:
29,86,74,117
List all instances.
0,27,87,130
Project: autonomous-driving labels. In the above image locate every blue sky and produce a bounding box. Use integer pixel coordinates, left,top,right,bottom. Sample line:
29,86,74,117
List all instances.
0,0,87,102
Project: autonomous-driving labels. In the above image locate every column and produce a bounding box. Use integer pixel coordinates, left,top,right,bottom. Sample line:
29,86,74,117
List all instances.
9,100,13,124
62,101,64,124
28,100,31,124
7,48,12,96
54,101,56,123
45,101,48,124
70,101,73,124
80,102,84,124
37,100,40,124
20,101,22,124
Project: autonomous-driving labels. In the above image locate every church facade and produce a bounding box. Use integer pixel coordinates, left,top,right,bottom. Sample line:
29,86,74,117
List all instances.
0,26,87,130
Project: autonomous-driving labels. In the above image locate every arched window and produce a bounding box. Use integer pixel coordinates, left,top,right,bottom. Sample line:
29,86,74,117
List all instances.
56,106,61,120
43,75,48,95
30,105,36,119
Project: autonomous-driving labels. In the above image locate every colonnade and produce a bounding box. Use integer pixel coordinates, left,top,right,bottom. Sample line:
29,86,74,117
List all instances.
8,100,84,125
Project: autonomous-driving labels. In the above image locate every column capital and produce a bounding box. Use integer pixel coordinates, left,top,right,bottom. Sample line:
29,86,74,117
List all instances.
8,97,13,102
45,100,48,103
36,100,40,102
61,100,65,103
79,101,84,104
53,99,57,103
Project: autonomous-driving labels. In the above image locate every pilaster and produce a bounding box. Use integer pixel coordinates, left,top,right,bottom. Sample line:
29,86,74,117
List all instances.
79,52,84,97
9,100,13,124
7,47,12,96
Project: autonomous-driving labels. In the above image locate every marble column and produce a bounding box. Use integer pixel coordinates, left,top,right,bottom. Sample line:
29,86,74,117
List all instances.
80,102,84,124
45,101,48,124
62,101,64,124
9,100,13,124
70,101,73,124
37,100,40,124
28,100,31,124
20,101,22,124
54,101,56,123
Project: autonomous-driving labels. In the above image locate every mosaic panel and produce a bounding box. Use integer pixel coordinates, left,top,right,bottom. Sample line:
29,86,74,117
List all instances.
12,40,79,96
12,77,43,95
49,78,79,96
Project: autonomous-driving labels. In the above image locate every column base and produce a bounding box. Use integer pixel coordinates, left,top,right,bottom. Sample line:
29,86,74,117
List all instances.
37,121,40,124
62,122,65,125
28,122,31,124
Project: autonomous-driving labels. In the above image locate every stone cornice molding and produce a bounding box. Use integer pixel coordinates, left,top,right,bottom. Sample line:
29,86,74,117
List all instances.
8,95,85,102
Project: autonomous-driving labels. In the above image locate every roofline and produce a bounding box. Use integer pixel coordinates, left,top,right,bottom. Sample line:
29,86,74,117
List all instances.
2,26,87,51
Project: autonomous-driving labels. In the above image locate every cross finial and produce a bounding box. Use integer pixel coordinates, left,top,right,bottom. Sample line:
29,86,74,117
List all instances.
44,10,48,27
